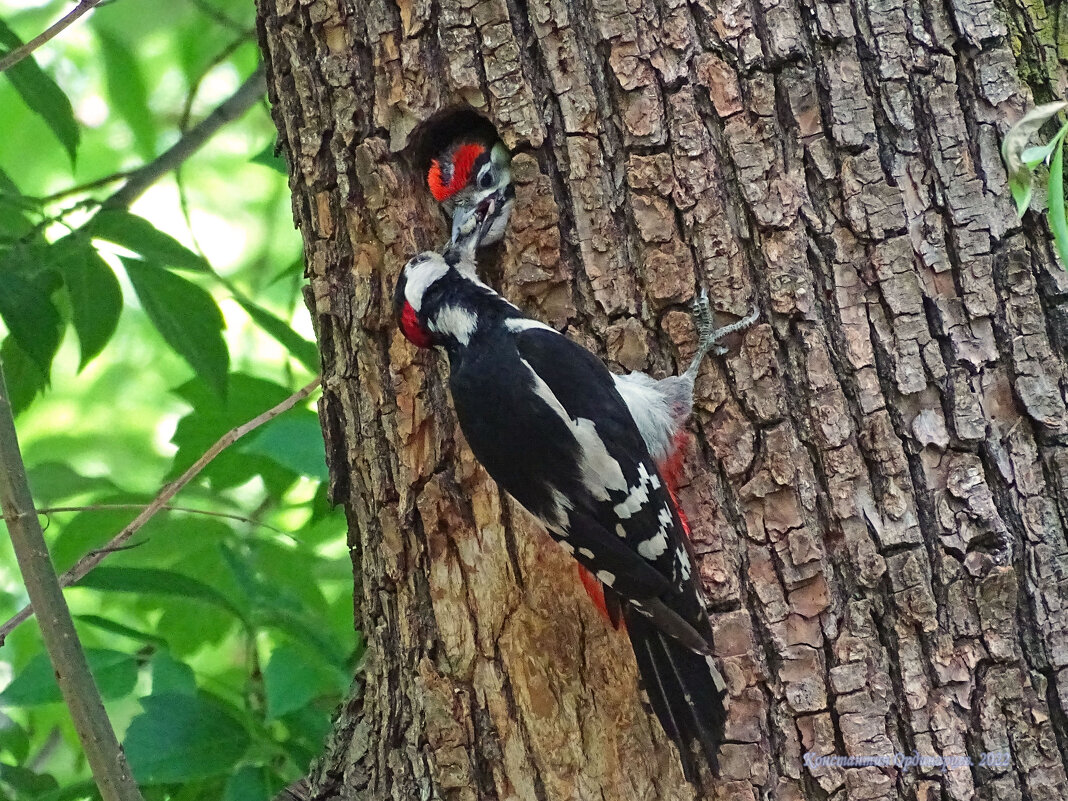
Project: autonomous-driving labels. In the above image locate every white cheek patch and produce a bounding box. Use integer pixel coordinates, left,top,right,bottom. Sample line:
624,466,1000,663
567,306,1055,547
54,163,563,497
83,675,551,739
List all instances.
430,304,478,345
404,256,450,312
519,359,628,502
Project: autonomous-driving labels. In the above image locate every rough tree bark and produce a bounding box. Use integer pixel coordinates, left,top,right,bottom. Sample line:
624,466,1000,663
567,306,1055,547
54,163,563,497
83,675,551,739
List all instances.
256,0,1068,798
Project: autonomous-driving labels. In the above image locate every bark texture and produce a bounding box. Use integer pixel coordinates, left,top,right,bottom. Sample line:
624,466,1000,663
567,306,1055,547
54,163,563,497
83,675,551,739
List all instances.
256,0,1068,798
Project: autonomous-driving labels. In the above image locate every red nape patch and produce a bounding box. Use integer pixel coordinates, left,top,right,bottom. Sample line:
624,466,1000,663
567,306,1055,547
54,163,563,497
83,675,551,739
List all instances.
400,301,434,348
427,143,485,201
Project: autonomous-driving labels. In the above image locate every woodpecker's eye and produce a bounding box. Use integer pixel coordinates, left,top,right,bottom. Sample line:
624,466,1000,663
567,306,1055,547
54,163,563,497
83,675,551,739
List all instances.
479,168,496,190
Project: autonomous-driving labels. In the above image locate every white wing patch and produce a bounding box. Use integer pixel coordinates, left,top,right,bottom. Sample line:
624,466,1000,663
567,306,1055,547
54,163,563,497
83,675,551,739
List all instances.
430,305,478,345
596,570,616,586
520,359,628,501
675,546,692,581
637,504,673,560
548,487,574,532
613,462,661,519
506,318,558,334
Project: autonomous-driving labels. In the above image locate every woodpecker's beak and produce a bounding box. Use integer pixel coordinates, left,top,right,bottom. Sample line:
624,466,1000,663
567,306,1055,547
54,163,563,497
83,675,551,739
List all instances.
450,185,513,257
450,184,515,247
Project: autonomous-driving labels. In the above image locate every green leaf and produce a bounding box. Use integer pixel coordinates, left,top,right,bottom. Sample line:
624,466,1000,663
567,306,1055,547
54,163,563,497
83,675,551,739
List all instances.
0,335,47,415
0,260,62,374
167,374,299,491
75,614,169,648
0,712,29,764
74,566,247,622
1003,103,1068,217
251,141,287,174
25,461,122,504
35,779,100,801
90,210,209,272
0,20,79,164
123,258,229,397
224,766,270,801
0,168,34,239
0,649,138,706
0,763,59,797
124,693,251,784
1049,135,1068,271
241,411,327,480
149,651,197,696
95,29,155,160
263,643,348,721
235,296,319,371
54,239,123,369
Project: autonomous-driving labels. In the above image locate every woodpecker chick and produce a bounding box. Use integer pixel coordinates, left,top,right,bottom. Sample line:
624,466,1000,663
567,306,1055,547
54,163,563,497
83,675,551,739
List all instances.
395,204,727,781
427,138,514,246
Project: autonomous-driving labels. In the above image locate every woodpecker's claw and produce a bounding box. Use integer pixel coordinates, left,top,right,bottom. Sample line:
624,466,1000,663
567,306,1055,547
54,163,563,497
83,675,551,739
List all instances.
694,292,758,355
682,293,759,382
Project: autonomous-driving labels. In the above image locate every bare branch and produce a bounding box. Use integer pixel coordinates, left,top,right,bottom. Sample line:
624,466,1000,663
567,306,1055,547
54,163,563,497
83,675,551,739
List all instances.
38,503,286,534
0,377,321,644
39,170,131,203
0,0,105,74
0,362,145,801
101,65,267,210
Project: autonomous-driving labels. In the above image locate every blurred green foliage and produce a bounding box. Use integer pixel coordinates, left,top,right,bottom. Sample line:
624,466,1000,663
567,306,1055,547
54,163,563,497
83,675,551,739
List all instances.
0,1,354,799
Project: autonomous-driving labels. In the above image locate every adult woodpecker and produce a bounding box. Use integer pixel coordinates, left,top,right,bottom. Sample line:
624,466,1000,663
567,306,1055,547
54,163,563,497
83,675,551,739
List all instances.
578,295,757,624
427,134,514,246
395,198,729,780
444,187,758,625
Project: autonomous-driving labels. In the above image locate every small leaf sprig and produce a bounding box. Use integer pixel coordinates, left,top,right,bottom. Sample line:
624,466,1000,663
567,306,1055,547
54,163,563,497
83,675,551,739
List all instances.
1003,101,1068,267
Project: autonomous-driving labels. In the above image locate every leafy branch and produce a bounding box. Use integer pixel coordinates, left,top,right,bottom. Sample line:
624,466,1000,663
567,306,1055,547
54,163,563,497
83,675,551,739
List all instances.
0,361,146,801
0,376,321,644
1002,101,1068,267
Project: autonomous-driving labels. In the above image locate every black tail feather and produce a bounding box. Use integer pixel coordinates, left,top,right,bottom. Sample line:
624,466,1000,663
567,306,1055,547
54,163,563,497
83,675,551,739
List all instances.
624,605,726,782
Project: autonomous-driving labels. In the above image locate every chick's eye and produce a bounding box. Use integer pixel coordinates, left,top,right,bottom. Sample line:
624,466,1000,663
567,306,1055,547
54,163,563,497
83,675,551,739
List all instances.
479,168,496,189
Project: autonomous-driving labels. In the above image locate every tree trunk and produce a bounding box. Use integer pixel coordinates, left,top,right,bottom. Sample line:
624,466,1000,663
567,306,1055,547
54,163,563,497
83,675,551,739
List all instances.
255,0,1068,798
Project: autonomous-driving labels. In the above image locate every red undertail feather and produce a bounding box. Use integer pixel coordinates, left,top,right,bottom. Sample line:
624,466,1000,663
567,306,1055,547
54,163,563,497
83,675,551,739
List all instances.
578,564,622,628
576,436,695,627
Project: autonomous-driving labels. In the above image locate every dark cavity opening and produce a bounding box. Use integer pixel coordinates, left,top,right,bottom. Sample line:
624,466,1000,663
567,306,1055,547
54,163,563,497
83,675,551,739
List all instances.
403,106,502,183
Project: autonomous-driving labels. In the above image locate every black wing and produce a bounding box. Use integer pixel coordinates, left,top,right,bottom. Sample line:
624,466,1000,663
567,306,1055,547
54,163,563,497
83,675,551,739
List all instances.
511,329,708,619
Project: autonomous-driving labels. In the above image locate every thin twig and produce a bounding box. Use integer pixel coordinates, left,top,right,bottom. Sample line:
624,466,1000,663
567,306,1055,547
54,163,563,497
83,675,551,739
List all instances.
0,363,145,801
37,503,286,534
0,377,321,644
39,170,131,203
101,65,266,210
0,0,106,74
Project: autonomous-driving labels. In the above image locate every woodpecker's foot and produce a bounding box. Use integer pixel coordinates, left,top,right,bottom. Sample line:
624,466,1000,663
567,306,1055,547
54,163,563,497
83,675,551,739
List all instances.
692,290,759,358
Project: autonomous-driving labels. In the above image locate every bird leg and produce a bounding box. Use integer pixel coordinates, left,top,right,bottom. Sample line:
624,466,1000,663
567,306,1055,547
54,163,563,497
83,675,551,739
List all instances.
681,290,759,384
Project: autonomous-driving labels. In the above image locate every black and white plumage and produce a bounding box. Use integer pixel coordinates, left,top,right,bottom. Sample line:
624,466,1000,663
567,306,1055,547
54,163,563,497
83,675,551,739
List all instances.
395,240,728,780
